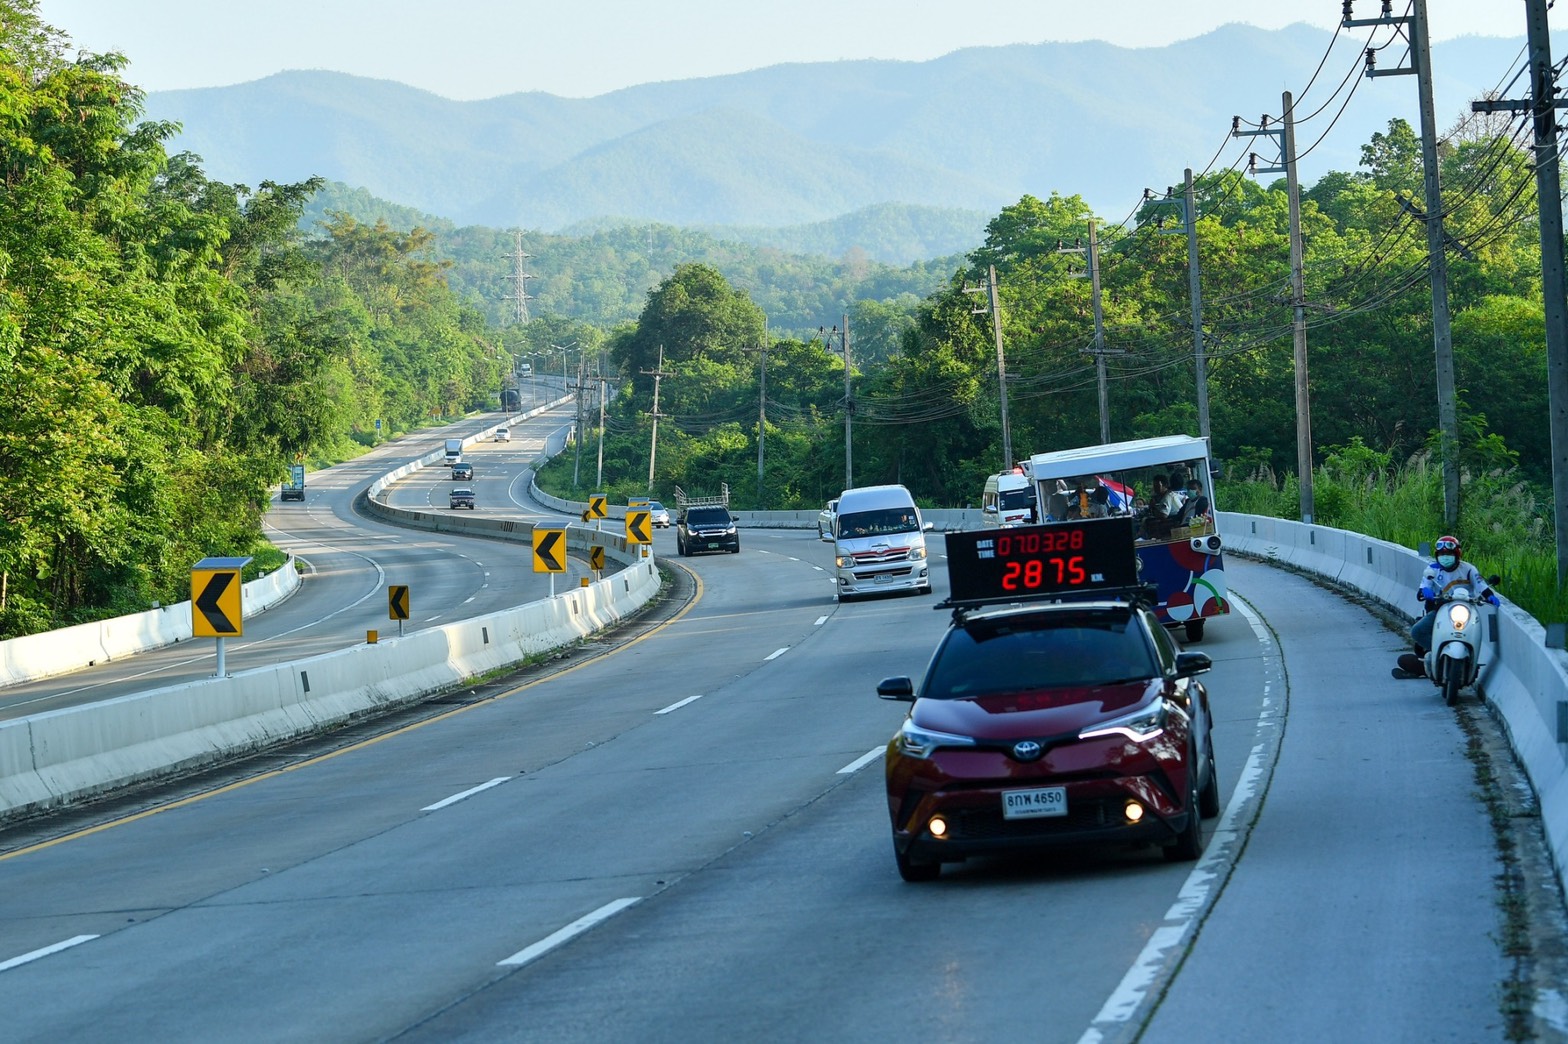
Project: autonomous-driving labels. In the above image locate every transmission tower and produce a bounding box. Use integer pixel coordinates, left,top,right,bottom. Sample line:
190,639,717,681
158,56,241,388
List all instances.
503,229,533,323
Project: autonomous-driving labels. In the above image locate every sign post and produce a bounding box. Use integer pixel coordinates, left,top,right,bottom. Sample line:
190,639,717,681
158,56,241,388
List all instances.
191,556,251,677
533,527,567,597
388,584,410,637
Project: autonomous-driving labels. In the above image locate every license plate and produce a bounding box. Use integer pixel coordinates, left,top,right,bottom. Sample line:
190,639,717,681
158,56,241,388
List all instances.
873,573,892,584
1002,787,1067,819
707,542,720,549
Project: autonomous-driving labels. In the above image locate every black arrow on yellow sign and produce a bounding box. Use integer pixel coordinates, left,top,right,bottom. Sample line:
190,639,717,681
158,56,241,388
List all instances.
588,494,607,519
589,545,605,571
533,528,567,572
625,510,651,545
388,585,410,621
193,570,241,637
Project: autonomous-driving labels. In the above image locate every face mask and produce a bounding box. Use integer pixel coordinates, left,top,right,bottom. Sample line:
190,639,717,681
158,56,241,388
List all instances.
1437,554,1457,569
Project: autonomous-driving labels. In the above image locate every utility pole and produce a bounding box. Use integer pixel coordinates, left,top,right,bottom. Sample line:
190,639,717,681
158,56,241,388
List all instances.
745,324,769,504
1235,97,1313,523
595,366,607,489
1059,224,1115,443
571,352,589,488
1185,169,1211,443
820,318,853,488
643,344,668,493
1348,0,1460,528
964,266,1013,468
1473,0,1568,584
503,229,533,324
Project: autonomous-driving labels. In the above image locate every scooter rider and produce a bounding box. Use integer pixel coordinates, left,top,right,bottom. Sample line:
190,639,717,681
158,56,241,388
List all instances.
1395,535,1499,678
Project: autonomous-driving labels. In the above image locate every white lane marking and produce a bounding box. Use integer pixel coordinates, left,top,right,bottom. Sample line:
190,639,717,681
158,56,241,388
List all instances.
421,777,511,812
786,556,800,562
498,898,642,967
656,694,705,715
764,647,789,661
813,565,825,571
1076,594,1279,1043
0,935,99,973
837,747,883,775
814,615,828,626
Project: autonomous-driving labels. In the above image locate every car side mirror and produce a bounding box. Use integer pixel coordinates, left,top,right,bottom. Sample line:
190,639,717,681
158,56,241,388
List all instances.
922,522,934,532
877,676,916,702
1175,651,1212,678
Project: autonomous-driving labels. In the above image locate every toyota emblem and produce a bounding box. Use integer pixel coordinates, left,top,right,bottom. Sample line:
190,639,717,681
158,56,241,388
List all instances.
1012,740,1043,761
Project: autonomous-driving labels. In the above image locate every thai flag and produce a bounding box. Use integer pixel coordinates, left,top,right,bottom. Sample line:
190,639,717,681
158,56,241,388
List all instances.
1097,476,1134,512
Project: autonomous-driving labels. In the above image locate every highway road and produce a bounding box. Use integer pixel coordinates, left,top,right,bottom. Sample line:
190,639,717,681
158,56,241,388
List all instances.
0,486,1545,1041
0,386,583,722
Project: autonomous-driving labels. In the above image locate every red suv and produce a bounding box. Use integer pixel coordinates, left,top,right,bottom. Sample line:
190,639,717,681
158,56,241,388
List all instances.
878,597,1218,881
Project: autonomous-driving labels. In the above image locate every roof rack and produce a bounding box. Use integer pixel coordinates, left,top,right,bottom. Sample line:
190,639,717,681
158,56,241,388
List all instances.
673,484,731,511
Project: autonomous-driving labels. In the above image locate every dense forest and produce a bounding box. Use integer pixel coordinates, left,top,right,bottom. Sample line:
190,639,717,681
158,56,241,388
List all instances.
0,0,1556,639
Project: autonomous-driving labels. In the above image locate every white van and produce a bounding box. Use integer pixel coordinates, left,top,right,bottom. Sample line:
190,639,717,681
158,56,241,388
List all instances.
981,469,1037,528
832,484,933,600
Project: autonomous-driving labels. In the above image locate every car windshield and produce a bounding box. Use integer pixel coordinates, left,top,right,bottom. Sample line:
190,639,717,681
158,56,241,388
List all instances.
923,612,1158,698
837,508,918,538
686,508,729,525
648,502,665,511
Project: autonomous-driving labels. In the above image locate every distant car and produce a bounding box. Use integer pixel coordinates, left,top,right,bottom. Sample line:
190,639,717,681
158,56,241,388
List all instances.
451,462,473,480
449,487,476,510
677,506,740,556
494,426,511,442
817,498,838,540
646,501,671,528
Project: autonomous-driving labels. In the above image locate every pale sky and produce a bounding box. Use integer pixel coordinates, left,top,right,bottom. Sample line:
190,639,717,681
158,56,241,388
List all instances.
35,0,1549,101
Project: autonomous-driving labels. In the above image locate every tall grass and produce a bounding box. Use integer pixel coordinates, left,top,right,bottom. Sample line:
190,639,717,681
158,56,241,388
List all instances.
1217,438,1568,627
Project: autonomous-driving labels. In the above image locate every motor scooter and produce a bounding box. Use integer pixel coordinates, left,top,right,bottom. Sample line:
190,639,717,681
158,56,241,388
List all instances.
1398,580,1498,705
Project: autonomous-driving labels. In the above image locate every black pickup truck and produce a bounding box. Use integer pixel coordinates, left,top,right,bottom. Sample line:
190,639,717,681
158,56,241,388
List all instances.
449,487,476,510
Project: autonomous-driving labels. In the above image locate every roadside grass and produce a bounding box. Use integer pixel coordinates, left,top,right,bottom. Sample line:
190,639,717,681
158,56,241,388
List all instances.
1218,444,1567,628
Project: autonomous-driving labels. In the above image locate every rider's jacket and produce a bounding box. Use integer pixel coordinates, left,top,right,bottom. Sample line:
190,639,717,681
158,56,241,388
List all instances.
1418,559,1499,606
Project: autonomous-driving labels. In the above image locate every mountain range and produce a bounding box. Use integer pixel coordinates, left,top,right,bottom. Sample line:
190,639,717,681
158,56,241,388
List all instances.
145,23,1526,259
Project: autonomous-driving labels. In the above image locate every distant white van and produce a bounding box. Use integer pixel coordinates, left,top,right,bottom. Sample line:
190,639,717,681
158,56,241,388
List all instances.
832,484,933,601
981,469,1037,528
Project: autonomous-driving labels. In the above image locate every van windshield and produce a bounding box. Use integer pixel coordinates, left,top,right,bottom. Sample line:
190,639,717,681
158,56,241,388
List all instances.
838,508,919,538
999,489,1036,511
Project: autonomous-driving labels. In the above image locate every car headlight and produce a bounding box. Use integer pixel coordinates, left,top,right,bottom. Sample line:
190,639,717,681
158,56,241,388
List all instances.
1445,602,1472,632
1079,698,1169,743
897,719,978,759
908,546,927,561
836,554,852,568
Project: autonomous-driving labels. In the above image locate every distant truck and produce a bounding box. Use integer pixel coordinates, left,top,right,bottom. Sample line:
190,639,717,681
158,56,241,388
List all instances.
501,387,521,412
281,463,306,502
444,438,463,466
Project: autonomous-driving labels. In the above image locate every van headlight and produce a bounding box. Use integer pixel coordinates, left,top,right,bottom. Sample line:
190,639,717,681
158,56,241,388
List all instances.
908,546,927,561
836,554,852,568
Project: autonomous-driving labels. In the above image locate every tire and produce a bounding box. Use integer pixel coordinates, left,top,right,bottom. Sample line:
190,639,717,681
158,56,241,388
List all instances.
1442,665,1463,706
1198,737,1221,819
677,539,688,557
1164,752,1205,861
1184,618,1205,642
895,842,940,883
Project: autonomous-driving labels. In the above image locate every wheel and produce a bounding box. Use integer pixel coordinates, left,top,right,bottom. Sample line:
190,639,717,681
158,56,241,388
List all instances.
731,541,741,554
1164,752,1205,862
1184,618,1205,642
1442,665,1463,706
894,842,940,883
1198,738,1221,819
677,539,688,557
